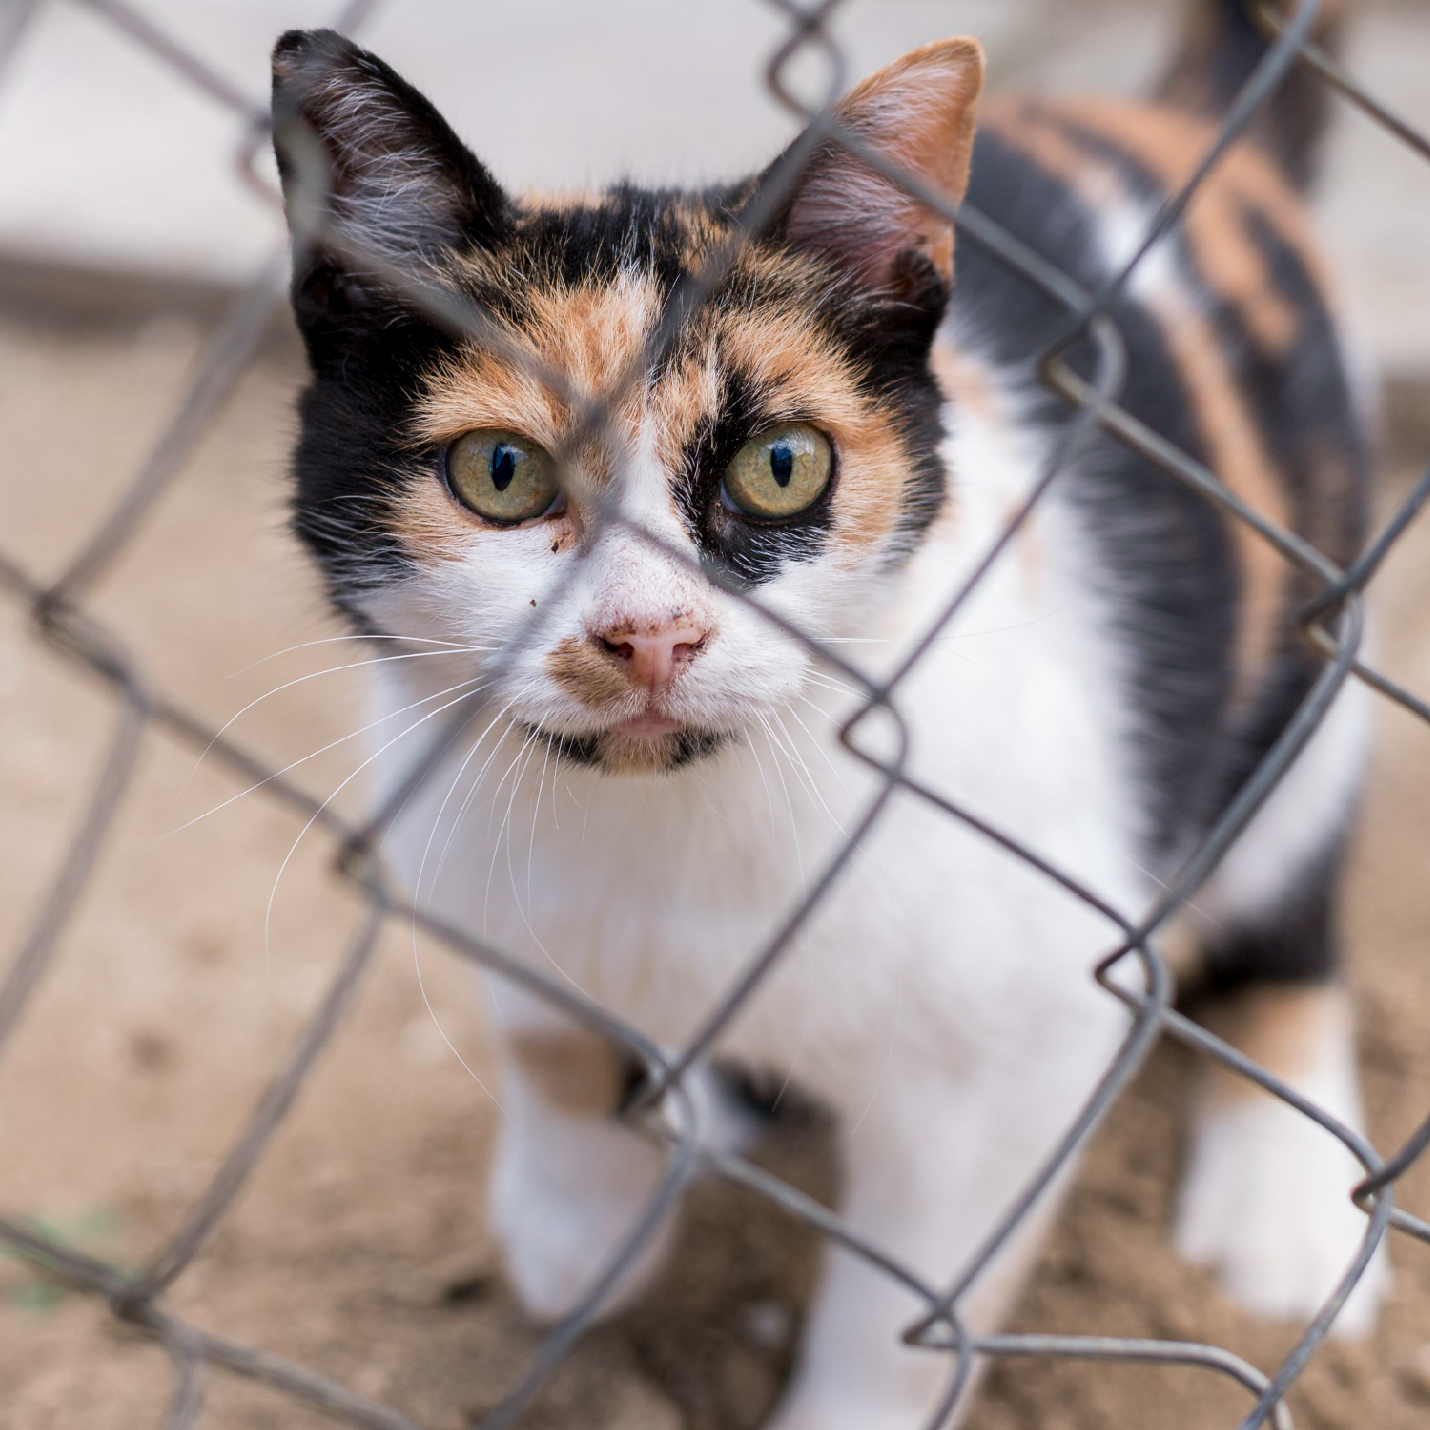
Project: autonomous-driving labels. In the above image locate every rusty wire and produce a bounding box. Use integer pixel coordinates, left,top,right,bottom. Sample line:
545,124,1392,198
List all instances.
2,1,1429,1428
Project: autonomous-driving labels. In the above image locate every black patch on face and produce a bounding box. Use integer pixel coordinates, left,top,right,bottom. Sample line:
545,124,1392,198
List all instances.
528,727,600,766
508,185,698,291
522,723,728,773
843,249,952,556
671,728,727,766
287,305,458,617
673,368,838,591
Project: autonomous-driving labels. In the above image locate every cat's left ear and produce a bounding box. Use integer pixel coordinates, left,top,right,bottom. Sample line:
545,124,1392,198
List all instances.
774,38,984,297
271,29,507,278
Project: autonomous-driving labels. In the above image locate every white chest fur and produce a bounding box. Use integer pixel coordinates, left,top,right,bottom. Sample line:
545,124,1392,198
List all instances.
369,396,1145,1113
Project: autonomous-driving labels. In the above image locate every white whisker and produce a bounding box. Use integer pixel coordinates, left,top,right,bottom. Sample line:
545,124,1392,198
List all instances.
786,700,855,801
486,730,590,998
770,709,847,839
410,951,508,1116
756,714,804,890
743,719,780,840
187,646,488,788
432,706,518,889
229,633,473,676
263,681,489,959
404,711,511,1116
166,674,488,838
481,729,539,925
803,670,865,700
526,735,553,915
505,735,543,922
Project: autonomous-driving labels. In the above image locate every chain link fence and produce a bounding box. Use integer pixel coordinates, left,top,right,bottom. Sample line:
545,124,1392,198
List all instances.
3,0,1430,1426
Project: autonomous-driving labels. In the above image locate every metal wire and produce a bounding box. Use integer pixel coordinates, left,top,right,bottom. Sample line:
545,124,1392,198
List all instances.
2,1,1428,1428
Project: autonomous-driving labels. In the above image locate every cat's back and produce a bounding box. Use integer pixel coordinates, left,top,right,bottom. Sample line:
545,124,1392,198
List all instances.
948,90,1369,865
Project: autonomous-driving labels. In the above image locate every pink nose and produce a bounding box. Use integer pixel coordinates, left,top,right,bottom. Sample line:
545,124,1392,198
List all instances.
595,621,708,692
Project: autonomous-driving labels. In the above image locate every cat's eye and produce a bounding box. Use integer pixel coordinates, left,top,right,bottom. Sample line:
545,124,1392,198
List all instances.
445,429,561,524
722,423,833,521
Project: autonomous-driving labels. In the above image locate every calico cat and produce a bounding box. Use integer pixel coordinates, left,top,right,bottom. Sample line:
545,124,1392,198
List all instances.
271,2,1384,1425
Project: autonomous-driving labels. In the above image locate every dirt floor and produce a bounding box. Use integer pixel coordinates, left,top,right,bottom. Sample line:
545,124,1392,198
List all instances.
2,308,1430,1430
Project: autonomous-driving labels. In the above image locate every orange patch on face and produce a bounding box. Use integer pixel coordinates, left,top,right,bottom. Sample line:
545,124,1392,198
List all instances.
390,269,667,552
525,277,663,414
387,468,470,562
412,271,660,457
682,290,913,556
416,343,568,452
400,231,923,568
545,633,633,713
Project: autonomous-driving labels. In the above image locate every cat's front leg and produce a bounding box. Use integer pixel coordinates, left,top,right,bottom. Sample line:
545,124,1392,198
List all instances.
767,1067,1069,1430
488,1023,678,1322
488,1019,762,1322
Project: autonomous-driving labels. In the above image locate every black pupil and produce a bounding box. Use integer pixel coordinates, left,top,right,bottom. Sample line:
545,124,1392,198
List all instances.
490,444,518,491
769,440,794,488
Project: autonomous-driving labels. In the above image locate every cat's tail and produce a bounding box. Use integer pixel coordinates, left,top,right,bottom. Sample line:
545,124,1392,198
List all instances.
1156,0,1345,191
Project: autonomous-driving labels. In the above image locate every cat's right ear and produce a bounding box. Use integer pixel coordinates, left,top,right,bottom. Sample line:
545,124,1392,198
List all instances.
771,38,984,301
271,30,506,316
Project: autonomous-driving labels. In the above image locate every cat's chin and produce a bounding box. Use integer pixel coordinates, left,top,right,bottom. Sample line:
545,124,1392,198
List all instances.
523,721,730,776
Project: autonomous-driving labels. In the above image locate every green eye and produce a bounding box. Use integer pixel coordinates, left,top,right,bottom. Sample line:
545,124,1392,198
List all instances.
446,429,560,524
722,423,833,520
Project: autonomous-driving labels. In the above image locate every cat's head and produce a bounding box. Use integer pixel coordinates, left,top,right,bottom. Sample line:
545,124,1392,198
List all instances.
271,29,982,774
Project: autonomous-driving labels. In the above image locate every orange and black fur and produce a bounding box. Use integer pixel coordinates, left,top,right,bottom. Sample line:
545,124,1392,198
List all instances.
969,2,1365,959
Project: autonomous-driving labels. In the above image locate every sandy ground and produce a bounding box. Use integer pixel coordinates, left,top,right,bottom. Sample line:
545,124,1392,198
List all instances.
2,304,1430,1430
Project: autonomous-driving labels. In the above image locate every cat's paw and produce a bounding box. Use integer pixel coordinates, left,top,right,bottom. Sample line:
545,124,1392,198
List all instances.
1176,1092,1389,1338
